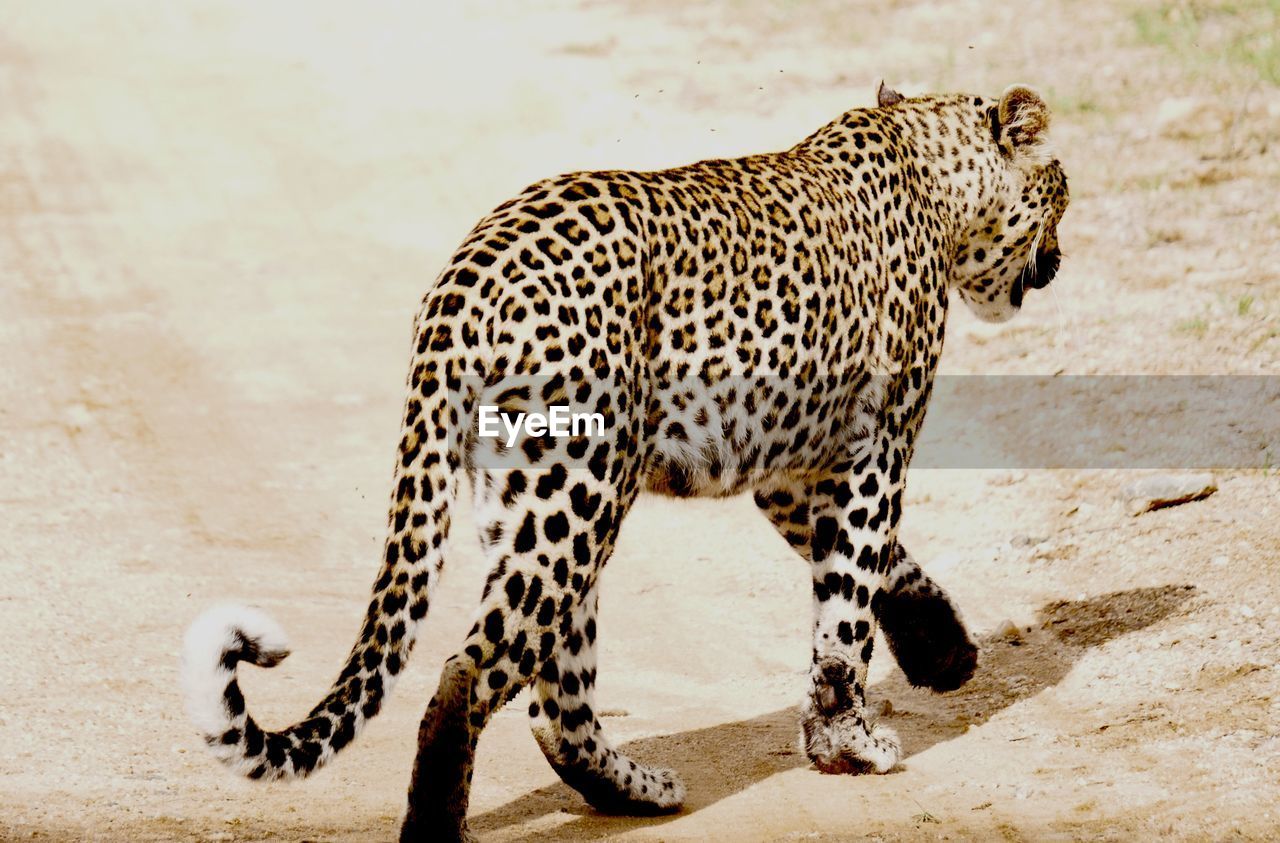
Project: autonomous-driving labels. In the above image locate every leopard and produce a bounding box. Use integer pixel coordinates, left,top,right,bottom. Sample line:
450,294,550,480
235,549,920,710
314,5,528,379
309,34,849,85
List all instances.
181,81,1069,841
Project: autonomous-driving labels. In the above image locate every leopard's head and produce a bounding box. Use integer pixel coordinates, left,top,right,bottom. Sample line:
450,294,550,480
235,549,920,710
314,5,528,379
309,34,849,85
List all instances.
948,85,1070,323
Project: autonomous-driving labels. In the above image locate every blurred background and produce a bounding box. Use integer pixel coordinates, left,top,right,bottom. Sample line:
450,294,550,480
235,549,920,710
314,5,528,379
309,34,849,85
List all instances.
1,1,1277,840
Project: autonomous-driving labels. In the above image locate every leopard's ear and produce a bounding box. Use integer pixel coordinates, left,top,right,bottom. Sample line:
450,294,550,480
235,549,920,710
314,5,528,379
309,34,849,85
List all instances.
996,85,1052,163
876,80,904,108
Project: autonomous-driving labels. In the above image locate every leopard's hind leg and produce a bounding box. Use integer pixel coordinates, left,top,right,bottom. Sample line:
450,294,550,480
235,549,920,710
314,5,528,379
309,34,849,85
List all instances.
529,579,685,814
401,389,675,839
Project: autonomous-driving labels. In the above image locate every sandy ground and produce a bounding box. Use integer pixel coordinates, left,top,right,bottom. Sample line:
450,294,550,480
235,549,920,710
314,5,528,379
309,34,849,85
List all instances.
2,1,1279,840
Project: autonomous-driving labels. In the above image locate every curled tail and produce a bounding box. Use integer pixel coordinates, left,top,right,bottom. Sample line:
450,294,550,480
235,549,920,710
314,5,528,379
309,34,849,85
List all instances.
181,316,476,781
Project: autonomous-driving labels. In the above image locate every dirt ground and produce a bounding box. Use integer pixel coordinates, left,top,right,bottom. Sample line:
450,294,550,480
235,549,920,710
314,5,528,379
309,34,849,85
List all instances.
2,1,1279,840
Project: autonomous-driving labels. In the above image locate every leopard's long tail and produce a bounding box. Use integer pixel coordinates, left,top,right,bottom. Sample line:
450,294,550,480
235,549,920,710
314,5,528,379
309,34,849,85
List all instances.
181,304,478,782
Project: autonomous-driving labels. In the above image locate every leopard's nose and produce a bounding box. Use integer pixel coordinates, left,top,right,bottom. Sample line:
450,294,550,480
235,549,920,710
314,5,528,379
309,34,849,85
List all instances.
1024,248,1061,290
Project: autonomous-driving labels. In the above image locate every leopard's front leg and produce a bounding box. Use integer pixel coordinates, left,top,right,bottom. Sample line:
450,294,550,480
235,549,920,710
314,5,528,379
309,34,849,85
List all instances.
876,542,977,693
754,491,977,694
800,436,911,775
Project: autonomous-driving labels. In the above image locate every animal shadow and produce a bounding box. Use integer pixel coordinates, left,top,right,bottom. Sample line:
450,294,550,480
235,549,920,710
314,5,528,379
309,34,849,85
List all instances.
471,584,1195,839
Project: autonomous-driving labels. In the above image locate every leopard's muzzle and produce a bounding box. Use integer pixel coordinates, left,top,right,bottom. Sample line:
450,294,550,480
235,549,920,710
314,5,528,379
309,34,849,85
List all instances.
1011,246,1061,308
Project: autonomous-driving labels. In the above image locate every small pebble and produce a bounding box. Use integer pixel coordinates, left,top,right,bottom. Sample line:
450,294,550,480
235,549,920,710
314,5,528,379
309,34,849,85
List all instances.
995,619,1024,643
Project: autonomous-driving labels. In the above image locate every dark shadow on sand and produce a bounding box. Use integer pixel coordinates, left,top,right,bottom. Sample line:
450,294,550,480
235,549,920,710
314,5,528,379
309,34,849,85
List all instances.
471,584,1196,838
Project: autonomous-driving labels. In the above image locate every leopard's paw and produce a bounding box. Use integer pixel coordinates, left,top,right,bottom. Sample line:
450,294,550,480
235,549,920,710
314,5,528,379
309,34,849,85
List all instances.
877,587,978,692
